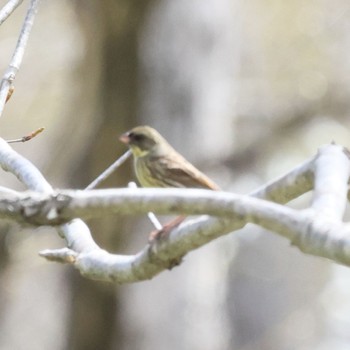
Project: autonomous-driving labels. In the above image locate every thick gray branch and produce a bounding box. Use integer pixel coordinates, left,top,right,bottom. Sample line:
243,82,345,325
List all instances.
1,139,350,283
0,138,99,254
311,144,350,219
0,188,303,224
0,138,52,192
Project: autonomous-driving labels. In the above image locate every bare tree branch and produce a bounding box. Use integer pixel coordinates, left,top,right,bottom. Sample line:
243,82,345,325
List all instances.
0,0,24,25
0,0,41,117
0,138,52,192
0,137,99,254
0,136,350,282
0,188,304,226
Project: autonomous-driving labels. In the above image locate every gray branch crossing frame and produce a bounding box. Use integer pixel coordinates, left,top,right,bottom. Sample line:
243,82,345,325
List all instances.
1,0,350,283
0,138,349,283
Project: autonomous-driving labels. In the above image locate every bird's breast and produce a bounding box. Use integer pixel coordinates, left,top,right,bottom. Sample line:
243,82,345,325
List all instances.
134,157,161,187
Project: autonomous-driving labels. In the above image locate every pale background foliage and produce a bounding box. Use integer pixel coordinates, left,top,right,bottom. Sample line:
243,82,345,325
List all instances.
1,0,350,349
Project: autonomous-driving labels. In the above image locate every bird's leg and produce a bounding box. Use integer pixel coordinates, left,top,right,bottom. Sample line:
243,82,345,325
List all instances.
148,215,186,242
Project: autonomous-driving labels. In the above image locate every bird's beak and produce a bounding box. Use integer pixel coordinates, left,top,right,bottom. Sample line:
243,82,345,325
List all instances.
119,133,130,144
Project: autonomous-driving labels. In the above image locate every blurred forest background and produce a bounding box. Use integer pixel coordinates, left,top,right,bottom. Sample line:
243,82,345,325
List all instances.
1,0,350,349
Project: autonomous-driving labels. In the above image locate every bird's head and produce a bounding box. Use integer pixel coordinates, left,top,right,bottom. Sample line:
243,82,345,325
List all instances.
119,126,169,157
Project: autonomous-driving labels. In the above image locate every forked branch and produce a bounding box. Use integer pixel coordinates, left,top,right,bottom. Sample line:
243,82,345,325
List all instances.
0,138,350,283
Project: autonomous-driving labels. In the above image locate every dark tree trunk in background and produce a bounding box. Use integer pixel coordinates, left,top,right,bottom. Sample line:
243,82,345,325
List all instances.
65,1,153,349
1,0,350,349
0,225,10,331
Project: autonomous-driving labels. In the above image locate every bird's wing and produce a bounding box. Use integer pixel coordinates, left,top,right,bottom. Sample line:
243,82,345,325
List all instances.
151,153,220,190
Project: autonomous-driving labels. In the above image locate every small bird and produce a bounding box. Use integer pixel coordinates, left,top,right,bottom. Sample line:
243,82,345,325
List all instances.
119,125,219,239
119,126,219,190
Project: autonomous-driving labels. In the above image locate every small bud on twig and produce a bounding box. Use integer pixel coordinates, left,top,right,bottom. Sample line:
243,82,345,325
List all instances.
6,127,45,144
5,86,14,103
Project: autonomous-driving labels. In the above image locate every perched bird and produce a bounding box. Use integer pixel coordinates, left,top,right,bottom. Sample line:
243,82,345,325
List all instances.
119,125,220,239
119,125,220,190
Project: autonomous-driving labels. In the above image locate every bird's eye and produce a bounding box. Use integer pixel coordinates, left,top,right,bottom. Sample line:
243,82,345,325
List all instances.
132,133,144,142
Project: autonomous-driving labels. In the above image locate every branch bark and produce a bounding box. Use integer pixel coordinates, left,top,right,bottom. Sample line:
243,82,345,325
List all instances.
0,0,24,25
0,0,41,117
0,137,350,282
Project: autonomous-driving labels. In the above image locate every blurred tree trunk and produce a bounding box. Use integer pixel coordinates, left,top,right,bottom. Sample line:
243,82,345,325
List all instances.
40,1,334,349
1,0,349,349
0,225,10,330
63,1,153,349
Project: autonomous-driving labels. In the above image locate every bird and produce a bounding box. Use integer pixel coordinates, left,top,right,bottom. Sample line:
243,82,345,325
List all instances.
119,125,220,240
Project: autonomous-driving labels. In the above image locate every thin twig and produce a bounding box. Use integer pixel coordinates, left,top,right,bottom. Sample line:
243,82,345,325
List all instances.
0,0,24,25
0,0,41,118
85,150,163,230
128,182,163,230
39,248,77,263
6,127,44,143
84,150,132,190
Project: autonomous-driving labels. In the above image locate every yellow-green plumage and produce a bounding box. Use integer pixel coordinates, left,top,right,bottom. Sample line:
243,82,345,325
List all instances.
120,126,220,191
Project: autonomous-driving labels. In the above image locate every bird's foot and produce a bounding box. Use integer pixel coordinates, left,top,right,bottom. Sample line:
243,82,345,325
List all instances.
148,215,186,242
148,226,170,242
